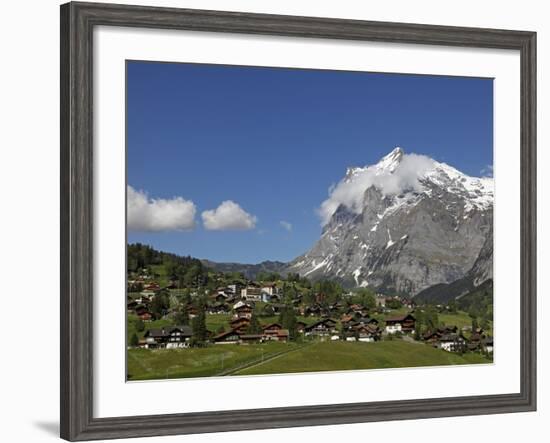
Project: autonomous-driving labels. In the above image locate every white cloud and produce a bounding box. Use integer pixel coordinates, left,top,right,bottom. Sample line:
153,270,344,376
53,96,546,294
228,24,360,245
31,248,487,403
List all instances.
318,153,435,225
127,185,196,232
280,221,292,232
481,164,493,177
202,200,257,231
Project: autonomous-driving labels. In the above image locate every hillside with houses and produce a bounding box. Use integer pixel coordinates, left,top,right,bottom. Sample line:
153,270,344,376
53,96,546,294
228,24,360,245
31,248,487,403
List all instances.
127,243,493,380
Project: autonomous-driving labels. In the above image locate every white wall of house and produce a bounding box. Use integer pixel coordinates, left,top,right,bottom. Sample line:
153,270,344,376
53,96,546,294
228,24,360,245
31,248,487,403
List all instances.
385,324,402,334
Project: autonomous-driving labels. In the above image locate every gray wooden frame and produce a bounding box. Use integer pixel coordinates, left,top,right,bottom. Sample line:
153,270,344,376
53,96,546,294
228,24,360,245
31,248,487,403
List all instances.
60,1,537,441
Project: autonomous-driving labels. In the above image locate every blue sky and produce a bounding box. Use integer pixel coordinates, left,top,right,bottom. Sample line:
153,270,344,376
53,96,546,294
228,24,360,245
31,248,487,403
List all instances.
127,61,493,263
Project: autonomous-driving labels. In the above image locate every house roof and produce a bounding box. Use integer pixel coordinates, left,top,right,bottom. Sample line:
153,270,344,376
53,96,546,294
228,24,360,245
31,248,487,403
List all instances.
304,318,337,330
233,301,253,310
240,334,264,340
439,333,463,342
262,323,282,331
144,325,192,338
356,317,378,324
385,314,415,322
213,328,240,341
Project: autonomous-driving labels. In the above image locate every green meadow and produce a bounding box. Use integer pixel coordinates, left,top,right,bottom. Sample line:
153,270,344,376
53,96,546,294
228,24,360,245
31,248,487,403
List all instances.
235,340,491,376
127,339,491,381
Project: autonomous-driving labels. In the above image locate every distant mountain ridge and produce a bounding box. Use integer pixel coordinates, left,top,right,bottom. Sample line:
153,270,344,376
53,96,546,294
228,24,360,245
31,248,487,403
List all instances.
200,259,287,280
286,147,493,297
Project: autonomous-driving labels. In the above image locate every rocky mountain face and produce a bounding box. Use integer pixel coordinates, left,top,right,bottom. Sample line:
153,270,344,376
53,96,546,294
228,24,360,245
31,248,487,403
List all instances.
286,147,493,297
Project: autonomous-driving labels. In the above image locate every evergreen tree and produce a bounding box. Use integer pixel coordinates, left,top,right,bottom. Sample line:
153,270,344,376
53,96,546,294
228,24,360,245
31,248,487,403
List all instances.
279,306,298,341
471,316,479,332
246,314,262,334
191,301,208,346
135,318,145,332
174,306,189,325
130,333,139,347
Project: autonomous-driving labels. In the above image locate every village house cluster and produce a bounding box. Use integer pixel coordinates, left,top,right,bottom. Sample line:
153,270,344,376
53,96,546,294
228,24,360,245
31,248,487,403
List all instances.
127,276,493,355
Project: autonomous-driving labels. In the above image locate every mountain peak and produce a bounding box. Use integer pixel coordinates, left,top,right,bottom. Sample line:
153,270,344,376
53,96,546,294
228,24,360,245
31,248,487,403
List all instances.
376,147,404,172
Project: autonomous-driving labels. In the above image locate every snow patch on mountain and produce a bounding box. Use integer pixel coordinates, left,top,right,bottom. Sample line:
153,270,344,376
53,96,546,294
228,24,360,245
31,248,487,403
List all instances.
287,147,493,296
318,147,493,226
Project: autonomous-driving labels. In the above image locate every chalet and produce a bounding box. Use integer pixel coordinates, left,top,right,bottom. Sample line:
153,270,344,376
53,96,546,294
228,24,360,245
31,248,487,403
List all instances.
384,314,416,334
233,301,254,319
142,282,160,292
328,302,344,315
186,305,198,318
135,305,152,321
165,325,193,349
260,283,280,296
352,324,380,342
135,295,151,305
138,312,152,322
214,292,228,303
239,334,264,344
438,333,467,352
207,302,230,314
274,329,289,342
481,336,494,353
304,304,322,317
355,317,379,327
349,304,366,313
262,323,283,340
401,298,416,309
142,325,192,349
296,321,307,334
241,283,263,302
213,329,241,344
304,318,337,337
423,326,459,345
230,317,251,333
340,314,355,326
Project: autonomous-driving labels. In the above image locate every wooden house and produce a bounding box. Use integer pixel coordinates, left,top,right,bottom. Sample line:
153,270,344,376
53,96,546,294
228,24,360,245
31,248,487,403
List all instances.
296,321,307,334
438,333,467,352
213,329,241,344
384,313,416,334
232,301,254,319
239,334,264,344
262,323,283,340
304,318,337,337
230,317,251,334
142,325,192,349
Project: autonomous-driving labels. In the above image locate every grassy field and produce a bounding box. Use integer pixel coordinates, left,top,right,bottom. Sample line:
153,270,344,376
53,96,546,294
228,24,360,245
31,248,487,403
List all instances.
127,339,491,380
127,341,299,380
127,314,174,343
235,340,492,376
438,311,472,330
438,311,493,337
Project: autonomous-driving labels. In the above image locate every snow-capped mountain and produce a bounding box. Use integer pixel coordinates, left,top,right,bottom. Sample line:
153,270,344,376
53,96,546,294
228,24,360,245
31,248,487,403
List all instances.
287,147,493,296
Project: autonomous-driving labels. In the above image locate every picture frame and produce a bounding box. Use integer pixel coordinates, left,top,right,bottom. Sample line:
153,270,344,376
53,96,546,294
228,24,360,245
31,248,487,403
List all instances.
60,1,537,441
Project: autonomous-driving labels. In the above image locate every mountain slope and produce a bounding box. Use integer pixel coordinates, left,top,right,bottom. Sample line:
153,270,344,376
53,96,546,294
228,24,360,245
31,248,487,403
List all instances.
286,147,493,296
200,259,287,280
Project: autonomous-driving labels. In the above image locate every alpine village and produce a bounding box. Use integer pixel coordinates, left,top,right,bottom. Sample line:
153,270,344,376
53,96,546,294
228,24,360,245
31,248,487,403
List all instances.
127,243,493,380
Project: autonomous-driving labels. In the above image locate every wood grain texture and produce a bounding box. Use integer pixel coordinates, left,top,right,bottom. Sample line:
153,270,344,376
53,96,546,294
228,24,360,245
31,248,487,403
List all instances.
60,2,537,441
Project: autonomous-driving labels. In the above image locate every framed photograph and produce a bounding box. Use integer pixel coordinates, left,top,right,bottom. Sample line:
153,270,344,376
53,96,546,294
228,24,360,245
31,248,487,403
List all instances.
60,1,536,441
